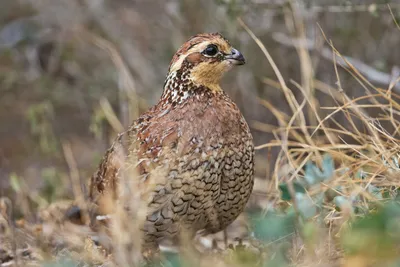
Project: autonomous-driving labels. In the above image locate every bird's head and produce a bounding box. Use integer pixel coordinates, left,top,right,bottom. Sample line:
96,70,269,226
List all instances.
166,33,245,93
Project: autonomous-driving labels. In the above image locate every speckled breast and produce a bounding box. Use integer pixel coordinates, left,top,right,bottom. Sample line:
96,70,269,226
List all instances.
142,93,255,246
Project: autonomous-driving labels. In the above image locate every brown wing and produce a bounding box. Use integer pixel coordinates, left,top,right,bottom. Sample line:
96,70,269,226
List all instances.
89,131,129,215
88,105,183,215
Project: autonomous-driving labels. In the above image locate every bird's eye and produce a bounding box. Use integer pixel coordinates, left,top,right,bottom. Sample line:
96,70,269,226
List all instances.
203,44,218,56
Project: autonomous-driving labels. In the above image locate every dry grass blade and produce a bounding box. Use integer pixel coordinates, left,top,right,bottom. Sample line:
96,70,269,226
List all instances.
287,1,318,127
75,27,140,125
239,17,323,168
238,18,303,127
388,4,400,31
61,141,89,225
99,97,125,134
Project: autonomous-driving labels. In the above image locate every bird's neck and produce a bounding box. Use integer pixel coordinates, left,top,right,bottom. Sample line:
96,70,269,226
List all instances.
160,68,222,106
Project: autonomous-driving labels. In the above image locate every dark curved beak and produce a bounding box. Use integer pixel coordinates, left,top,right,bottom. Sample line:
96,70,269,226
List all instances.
225,48,245,65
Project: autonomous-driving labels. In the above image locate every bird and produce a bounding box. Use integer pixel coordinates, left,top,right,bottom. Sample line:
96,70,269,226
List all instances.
89,32,255,253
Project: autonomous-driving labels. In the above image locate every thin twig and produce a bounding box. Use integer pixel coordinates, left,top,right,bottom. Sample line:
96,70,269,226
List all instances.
62,141,90,224
272,32,400,91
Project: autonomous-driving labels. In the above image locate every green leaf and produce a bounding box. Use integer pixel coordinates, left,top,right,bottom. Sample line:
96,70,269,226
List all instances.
341,202,400,257
162,252,182,267
334,196,353,213
279,182,306,201
302,221,318,244
263,243,289,267
313,191,325,207
251,211,296,243
295,193,317,219
367,185,383,200
355,169,367,179
142,252,182,267
304,154,334,185
228,244,261,267
382,189,392,199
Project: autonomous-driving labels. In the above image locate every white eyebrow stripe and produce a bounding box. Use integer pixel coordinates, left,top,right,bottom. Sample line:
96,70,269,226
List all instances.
188,42,211,53
169,40,231,72
187,42,199,50
169,42,211,72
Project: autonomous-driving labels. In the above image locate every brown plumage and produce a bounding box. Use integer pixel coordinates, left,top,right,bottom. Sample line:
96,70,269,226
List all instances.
89,33,254,251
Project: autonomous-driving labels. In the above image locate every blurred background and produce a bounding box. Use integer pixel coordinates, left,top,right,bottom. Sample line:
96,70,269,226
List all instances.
0,0,399,205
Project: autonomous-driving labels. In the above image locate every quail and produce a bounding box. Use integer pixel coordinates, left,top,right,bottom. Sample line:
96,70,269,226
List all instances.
89,33,255,252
